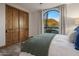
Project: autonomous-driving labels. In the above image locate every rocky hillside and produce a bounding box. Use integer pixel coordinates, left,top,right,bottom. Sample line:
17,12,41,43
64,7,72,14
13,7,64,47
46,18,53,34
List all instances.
44,19,59,27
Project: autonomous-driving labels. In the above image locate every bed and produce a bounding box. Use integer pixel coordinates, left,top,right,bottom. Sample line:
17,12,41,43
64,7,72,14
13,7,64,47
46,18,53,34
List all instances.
20,30,79,56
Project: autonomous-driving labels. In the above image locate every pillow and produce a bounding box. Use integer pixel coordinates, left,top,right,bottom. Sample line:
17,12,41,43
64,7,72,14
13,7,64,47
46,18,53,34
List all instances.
68,31,77,43
75,32,79,50
74,26,79,50
74,26,79,32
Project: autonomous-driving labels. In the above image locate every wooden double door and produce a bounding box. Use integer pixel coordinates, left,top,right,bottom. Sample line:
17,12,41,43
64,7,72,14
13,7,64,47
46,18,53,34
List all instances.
6,5,29,46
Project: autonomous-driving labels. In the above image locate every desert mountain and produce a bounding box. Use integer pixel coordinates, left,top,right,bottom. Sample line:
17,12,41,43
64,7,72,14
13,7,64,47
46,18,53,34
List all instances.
44,19,59,27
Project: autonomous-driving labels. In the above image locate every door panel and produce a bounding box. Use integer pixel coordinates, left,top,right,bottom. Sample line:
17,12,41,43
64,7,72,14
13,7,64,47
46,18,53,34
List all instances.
12,8,19,43
20,29,28,42
6,5,29,46
13,8,19,29
12,29,19,44
6,5,13,46
6,6,13,29
6,29,13,46
19,11,24,42
19,11,28,42
23,12,29,28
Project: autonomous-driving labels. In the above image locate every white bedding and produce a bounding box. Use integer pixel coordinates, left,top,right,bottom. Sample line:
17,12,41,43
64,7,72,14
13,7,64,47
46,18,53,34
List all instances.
20,34,79,56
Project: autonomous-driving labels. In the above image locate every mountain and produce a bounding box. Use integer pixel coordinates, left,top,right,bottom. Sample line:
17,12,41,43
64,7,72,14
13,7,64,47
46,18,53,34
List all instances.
44,19,59,27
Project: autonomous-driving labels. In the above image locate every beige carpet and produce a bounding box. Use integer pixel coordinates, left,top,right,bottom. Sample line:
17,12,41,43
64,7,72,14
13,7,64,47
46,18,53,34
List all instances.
0,43,20,56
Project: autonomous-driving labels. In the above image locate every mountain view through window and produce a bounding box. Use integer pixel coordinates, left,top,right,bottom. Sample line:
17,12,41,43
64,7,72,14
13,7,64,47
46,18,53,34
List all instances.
43,9,60,34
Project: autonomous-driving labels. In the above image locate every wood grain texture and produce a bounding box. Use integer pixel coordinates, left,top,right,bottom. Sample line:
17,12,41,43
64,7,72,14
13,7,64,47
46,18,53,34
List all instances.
6,5,13,46
19,10,29,42
6,5,29,47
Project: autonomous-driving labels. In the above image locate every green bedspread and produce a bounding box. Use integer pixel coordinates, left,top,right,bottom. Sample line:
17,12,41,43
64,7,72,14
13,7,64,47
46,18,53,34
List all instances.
21,33,56,56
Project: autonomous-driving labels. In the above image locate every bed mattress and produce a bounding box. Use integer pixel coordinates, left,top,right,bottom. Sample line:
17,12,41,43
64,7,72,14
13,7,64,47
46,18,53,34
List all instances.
20,34,79,56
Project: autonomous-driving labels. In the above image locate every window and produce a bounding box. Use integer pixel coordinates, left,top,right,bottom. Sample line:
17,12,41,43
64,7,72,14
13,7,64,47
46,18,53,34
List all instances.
43,8,60,34
42,5,66,34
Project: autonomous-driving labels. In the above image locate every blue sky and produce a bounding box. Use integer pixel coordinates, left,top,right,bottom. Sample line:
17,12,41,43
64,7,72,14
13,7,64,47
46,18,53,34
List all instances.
48,10,60,21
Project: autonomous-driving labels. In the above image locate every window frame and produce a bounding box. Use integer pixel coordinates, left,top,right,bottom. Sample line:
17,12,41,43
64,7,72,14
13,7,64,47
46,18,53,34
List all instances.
42,7,61,34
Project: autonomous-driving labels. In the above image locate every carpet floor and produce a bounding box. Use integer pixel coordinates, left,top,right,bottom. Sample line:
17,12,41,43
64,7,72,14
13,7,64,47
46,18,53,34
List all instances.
0,43,20,56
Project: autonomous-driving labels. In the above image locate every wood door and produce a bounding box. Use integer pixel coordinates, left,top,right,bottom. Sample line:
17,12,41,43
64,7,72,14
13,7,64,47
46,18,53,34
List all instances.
6,5,19,46
23,12,29,39
19,11,29,42
6,5,29,46
6,5,13,46
12,8,19,44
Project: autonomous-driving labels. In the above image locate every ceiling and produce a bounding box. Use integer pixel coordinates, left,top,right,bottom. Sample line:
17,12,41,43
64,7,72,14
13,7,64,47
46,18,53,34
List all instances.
8,3,63,12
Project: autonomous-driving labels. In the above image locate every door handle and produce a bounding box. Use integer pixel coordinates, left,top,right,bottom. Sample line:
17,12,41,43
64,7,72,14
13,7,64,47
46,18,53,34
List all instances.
6,30,7,33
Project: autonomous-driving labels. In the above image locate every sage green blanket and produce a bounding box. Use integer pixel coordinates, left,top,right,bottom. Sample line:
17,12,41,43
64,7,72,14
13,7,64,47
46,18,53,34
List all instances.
21,33,56,56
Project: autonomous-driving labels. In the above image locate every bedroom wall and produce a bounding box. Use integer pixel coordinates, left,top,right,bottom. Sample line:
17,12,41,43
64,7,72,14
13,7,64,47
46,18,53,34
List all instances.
65,4,79,34
0,4,5,47
29,11,42,36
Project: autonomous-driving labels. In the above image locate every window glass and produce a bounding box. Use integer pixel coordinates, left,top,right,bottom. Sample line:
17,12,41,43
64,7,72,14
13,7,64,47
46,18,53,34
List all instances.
43,9,60,34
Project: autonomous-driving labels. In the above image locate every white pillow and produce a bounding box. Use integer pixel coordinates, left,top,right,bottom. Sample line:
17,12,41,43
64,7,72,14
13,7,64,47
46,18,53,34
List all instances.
68,31,77,43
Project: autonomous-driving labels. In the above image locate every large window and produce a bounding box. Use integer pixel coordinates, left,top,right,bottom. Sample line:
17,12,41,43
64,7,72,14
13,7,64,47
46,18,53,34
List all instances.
43,8,61,34
42,5,66,34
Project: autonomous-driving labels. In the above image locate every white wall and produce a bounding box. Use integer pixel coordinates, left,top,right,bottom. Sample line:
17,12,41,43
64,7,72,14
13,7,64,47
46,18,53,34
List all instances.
0,4,5,47
65,4,79,34
29,11,42,36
